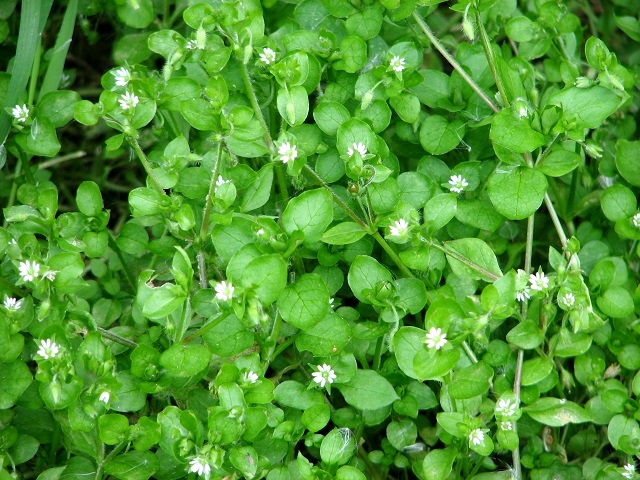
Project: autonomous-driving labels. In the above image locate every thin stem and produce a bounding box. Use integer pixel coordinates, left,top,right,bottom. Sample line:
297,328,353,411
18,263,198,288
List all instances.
428,241,501,282
475,10,509,107
97,327,138,349
239,60,274,150
201,141,223,240
411,12,499,113
182,311,230,343
544,193,568,248
128,136,165,194
372,232,414,279
108,233,137,293
461,341,478,363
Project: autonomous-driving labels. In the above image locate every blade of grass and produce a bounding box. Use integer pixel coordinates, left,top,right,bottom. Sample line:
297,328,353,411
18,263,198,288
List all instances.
0,0,53,149
38,0,78,101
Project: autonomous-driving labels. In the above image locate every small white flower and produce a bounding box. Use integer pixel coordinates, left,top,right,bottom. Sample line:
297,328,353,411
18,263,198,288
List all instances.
215,280,234,302
633,213,640,228
118,91,139,110
188,456,211,477
4,297,22,312
186,39,198,50
329,297,335,309
19,260,40,282
448,174,469,194
495,398,517,417
529,271,549,291
347,142,367,157
500,421,513,431
37,339,60,360
243,371,259,384
561,292,575,308
389,55,406,73
12,104,29,123
43,270,58,281
312,364,337,388
112,67,131,87
278,142,298,164
99,391,110,403
389,219,409,237
469,428,484,446
517,105,528,118
623,463,635,479
425,327,447,350
256,228,266,237
259,47,277,65
516,286,530,302
214,175,230,193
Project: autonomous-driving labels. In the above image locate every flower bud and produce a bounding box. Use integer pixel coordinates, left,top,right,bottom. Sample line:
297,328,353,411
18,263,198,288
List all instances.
361,90,374,110
462,18,475,41
196,26,207,50
583,141,603,159
574,76,593,88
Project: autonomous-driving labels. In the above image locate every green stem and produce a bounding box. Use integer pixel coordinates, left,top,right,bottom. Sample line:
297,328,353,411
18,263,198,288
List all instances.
475,10,509,107
372,232,414,278
239,60,274,150
28,42,43,106
182,311,231,343
128,136,166,194
544,193,568,248
108,233,136,293
461,341,478,363
428,241,501,282
411,12,499,113
97,327,138,349
201,141,223,241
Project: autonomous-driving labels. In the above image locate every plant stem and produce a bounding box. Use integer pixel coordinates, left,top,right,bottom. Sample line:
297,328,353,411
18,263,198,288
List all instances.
108,233,137,293
411,12,499,114
372,232,414,279
97,327,138,349
475,10,509,107
182,311,230,343
201,141,223,241
128,136,165,194
461,341,478,363
544,193,568,248
428,241,501,281
239,60,274,150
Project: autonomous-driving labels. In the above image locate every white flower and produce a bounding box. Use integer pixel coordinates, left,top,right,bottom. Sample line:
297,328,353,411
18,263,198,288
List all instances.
425,327,448,350
12,104,29,123
633,213,640,228
516,286,530,302
623,463,635,479
112,67,131,87
448,174,469,194
186,39,198,50
278,142,298,164
243,371,259,384
529,271,549,291
312,364,337,388
561,292,575,308
347,142,367,157
215,280,234,302
389,55,406,73
500,421,513,431
188,456,211,477
214,175,230,193
389,219,409,237
99,391,110,403
259,47,276,64
37,339,60,360
19,260,40,282
495,399,517,417
43,270,58,281
329,297,335,309
469,428,484,446
4,297,22,312
118,91,139,110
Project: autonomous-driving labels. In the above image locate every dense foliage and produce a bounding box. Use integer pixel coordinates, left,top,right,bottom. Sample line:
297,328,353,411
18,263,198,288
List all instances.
2,0,640,479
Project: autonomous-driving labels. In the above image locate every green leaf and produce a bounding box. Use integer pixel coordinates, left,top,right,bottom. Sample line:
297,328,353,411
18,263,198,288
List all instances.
240,163,273,212
596,287,634,318
274,381,325,410
337,370,399,410
420,115,465,155
524,398,591,427
536,148,582,177
76,181,103,217
616,139,640,187
314,101,351,136
336,118,377,157
103,451,159,480
521,357,554,386
38,90,80,127
320,428,355,466
549,86,622,130
608,415,640,450
393,327,426,380
390,93,421,124
277,86,309,126
241,254,288,306
422,447,457,480
487,166,547,220
490,107,545,153
398,172,435,209
444,238,503,282
601,184,637,222
301,404,331,432
142,284,186,320
282,189,333,243
0,360,32,408
295,314,351,356
414,348,460,380
448,362,494,399
202,314,254,357
506,320,544,349
277,273,330,331
347,255,394,305
159,344,211,377
345,5,383,40
18,117,61,157
322,222,367,245
116,0,154,28
128,188,172,216
98,414,130,445
615,15,640,42
334,36,367,73
423,193,457,231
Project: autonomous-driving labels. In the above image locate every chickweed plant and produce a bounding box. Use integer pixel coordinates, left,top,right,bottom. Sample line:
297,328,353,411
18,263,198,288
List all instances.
1,0,640,479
